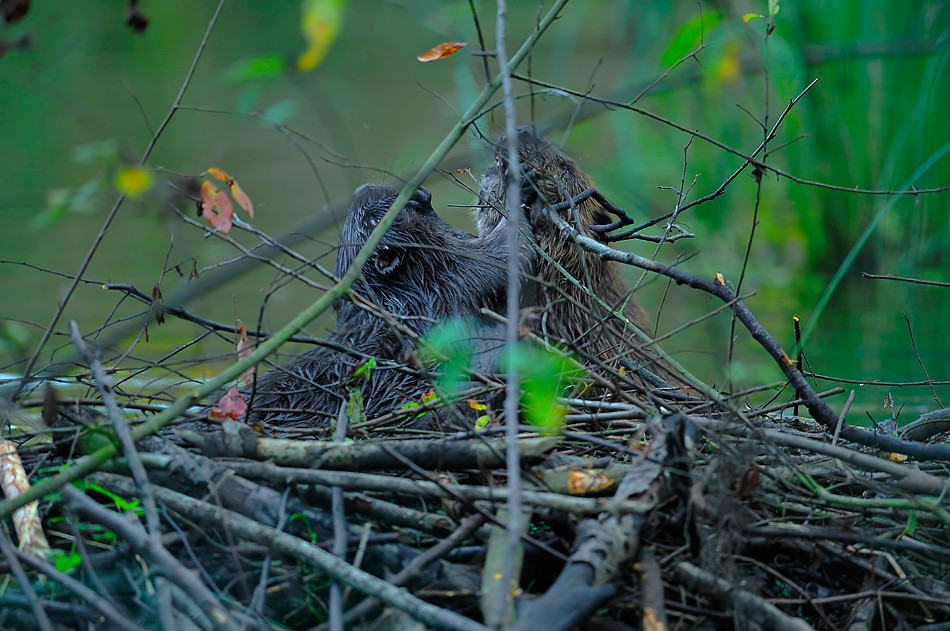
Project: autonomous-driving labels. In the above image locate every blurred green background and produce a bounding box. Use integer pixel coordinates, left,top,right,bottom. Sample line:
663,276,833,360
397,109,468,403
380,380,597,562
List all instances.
1,0,948,423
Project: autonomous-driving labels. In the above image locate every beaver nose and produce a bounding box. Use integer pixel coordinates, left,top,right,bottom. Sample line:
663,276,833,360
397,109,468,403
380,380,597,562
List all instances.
411,186,431,206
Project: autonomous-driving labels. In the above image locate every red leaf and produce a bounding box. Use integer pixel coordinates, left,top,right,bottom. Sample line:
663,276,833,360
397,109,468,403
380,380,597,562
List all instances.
210,386,247,420
200,186,234,234
417,41,469,62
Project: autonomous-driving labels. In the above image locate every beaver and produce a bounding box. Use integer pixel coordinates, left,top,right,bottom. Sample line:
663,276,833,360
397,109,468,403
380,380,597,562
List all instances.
226,183,535,430
476,127,686,390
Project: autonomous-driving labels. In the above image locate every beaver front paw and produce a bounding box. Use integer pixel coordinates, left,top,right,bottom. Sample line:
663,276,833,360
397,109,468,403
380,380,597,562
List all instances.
520,168,539,209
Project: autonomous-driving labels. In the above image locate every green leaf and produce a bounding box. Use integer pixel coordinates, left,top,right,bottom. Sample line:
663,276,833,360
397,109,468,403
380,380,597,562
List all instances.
236,82,267,113
31,189,71,231
353,356,376,381
505,343,583,435
660,10,723,68
91,529,117,543
225,54,287,84
421,319,476,397
289,513,319,544
768,0,780,18
71,139,118,165
72,481,140,513
346,386,366,425
260,99,299,127
743,13,766,23
69,177,104,213
399,400,428,419
474,415,489,430
54,552,83,573
903,510,918,537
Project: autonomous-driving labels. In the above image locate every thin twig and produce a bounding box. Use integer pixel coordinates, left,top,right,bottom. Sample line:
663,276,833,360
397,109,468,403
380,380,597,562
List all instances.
495,0,527,626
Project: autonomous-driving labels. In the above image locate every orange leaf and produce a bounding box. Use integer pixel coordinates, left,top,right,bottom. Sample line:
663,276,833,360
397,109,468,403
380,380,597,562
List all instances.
567,470,614,494
229,179,254,218
417,41,469,63
210,386,247,419
207,167,230,181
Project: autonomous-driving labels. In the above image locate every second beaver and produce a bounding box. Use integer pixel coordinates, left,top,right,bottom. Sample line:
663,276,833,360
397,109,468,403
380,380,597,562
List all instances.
476,127,685,389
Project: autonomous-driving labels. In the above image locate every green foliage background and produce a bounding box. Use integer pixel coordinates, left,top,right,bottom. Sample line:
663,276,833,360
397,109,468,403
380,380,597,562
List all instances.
1,0,948,420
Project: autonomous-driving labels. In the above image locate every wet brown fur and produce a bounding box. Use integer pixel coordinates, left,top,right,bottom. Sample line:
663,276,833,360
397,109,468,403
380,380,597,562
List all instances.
476,127,684,388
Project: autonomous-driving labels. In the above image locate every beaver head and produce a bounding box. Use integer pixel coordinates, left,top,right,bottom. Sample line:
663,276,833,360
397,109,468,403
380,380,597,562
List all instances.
338,183,465,279
336,183,532,332
476,126,612,237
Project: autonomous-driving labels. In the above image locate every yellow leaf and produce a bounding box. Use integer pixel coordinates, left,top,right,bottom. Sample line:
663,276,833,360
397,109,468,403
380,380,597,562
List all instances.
715,42,741,84
297,0,346,72
467,399,487,411
474,415,489,430
115,166,152,198
200,181,217,214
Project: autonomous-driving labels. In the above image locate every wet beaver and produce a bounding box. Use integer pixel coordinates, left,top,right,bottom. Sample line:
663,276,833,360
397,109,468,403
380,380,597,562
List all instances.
476,127,685,389
229,183,535,430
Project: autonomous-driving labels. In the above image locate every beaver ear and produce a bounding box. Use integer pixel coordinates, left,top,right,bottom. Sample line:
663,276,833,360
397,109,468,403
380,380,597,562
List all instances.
374,245,401,275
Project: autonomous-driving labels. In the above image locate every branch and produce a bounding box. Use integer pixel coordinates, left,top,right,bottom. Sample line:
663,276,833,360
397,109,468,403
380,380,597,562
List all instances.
548,210,950,462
